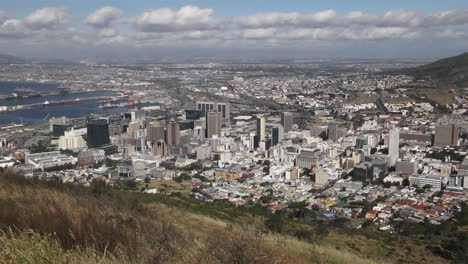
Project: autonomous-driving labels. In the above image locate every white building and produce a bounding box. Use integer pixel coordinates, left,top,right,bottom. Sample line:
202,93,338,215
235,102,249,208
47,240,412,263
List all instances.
388,128,400,167
26,151,77,170
58,129,86,150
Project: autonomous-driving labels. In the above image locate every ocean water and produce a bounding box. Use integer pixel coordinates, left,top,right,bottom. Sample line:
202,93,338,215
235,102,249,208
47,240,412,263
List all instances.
0,81,152,125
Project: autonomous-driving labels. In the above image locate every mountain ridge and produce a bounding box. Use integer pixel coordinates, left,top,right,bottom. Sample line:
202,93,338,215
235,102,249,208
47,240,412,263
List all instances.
400,52,468,87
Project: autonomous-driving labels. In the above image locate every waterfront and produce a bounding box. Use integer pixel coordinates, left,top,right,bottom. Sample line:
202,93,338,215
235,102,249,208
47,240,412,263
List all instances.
0,81,152,125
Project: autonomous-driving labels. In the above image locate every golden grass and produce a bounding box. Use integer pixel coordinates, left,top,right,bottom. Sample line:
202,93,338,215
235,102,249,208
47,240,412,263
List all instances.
407,88,454,105
0,173,446,264
145,180,192,192
351,94,377,104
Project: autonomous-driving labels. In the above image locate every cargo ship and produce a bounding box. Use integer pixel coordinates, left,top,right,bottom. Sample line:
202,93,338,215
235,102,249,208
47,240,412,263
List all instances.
43,100,65,106
125,101,140,107
4,92,41,100
99,103,118,109
74,98,89,102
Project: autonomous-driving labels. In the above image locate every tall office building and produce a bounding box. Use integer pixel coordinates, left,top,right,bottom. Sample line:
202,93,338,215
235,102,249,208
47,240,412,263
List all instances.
87,118,110,148
131,110,145,122
207,111,222,138
328,121,338,142
153,140,168,156
256,117,266,141
281,112,293,133
388,128,400,167
126,122,140,137
147,121,165,142
166,118,180,146
434,124,459,147
271,125,284,146
196,101,230,120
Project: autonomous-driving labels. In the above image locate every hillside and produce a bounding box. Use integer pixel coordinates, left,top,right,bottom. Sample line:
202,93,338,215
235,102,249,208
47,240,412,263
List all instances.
402,52,468,87
0,173,457,264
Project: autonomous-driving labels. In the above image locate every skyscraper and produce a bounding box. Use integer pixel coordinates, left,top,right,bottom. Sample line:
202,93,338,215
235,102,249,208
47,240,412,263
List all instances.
207,111,222,138
272,125,284,146
153,140,168,156
196,101,230,120
166,118,180,146
328,121,338,142
147,121,165,142
388,128,400,167
434,124,459,147
87,118,110,148
281,112,293,133
257,117,266,141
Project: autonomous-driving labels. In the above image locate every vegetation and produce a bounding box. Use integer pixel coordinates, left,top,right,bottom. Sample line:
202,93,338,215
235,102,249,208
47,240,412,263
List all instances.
0,172,456,264
0,173,297,263
43,163,77,172
28,141,52,154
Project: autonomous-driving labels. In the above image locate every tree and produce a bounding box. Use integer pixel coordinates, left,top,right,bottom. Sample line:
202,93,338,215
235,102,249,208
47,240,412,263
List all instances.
114,179,138,191
144,177,151,184
402,178,410,187
90,179,109,195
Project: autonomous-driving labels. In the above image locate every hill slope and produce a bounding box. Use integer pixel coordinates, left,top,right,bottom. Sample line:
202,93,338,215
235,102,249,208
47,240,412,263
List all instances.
402,52,468,87
0,173,395,264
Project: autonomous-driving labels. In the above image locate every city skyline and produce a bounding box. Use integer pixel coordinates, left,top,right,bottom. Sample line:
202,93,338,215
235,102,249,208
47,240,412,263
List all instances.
0,1,467,59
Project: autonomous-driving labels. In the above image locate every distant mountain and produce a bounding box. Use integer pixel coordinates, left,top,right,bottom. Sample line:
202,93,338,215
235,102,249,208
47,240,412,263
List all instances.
0,53,28,64
401,52,468,87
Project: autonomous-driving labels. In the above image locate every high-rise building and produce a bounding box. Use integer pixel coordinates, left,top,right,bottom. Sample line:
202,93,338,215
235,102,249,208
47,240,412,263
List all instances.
58,129,86,150
52,123,72,138
281,112,293,132
256,117,266,141
434,124,459,147
271,125,284,146
147,122,165,142
196,101,230,120
153,140,168,156
328,121,338,142
131,110,145,122
207,111,222,138
388,128,400,167
166,118,180,146
356,136,368,149
87,118,110,148
126,122,140,137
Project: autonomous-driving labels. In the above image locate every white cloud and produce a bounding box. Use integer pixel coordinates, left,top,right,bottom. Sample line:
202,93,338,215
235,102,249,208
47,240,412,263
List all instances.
436,29,468,38
1,5,468,51
133,5,216,32
237,12,299,28
86,6,123,28
424,9,468,26
24,7,70,30
0,11,8,24
0,19,26,38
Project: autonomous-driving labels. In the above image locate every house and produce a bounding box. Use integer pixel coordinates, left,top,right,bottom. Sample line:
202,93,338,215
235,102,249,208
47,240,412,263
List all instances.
365,210,378,219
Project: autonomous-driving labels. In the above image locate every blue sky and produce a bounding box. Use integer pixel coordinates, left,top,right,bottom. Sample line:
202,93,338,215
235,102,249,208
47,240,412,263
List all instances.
3,0,468,17
0,1,467,59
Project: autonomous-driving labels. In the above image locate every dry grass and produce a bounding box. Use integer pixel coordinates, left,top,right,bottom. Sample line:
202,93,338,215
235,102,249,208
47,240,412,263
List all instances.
381,97,415,104
407,88,454,105
351,94,377,104
325,231,449,264
145,179,192,193
0,173,302,263
0,173,416,264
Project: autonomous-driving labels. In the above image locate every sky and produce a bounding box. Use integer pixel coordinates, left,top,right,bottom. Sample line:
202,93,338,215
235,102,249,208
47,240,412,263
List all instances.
0,0,468,60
